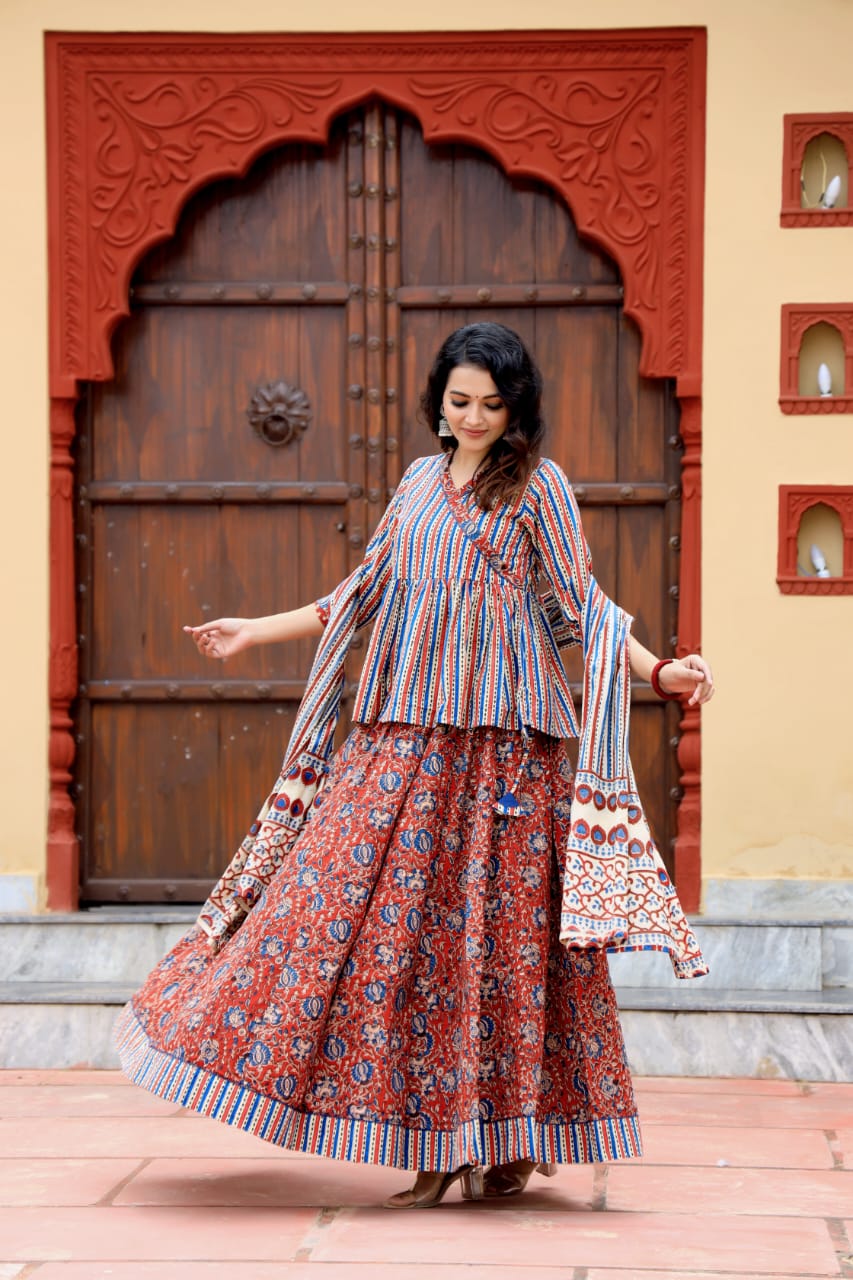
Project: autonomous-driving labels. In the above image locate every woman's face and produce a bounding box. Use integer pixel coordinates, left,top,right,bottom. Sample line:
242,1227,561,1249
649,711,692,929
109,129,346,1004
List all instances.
442,364,509,458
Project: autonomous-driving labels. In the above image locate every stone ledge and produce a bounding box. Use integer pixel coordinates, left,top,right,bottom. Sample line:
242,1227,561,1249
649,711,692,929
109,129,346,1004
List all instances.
615,987,853,1014
1,986,851,1079
0,909,198,924
608,923,824,991
0,982,134,1005
703,879,853,920
620,1008,853,1082
2,980,851,1017
7,916,851,990
3,913,852,993
0,920,192,984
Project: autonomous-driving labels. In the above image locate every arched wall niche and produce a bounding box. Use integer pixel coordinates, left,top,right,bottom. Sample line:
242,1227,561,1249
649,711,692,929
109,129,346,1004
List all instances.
45,29,707,911
778,486,853,595
800,132,849,211
780,303,853,413
782,112,853,227
798,321,846,397
797,503,844,578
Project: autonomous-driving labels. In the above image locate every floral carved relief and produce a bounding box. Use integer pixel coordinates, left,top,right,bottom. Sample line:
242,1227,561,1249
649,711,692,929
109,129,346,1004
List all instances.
410,71,665,308
408,58,699,384
88,74,342,320
49,32,705,394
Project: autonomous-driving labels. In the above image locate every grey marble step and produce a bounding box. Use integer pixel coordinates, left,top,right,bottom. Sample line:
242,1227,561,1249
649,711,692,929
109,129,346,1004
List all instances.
616,986,853,1013
704,878,853,919
1,980,851,1080
617,1003,853,1084
3,909,851,991
0,910,195,985
607,919,853,991
2,981,851,1013
0,982,135,1004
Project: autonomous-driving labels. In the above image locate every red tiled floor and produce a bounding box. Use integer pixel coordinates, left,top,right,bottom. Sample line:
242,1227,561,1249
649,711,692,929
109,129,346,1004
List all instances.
634,1076,805,1097
834,1128,853,1169
113,1156,408,1207
0,1070,126,1087
604,1163,853,1216
801,1082,853,1099
583,1274,806,1280
0,1157,143,1206
0,1114,286,1159
0,1085,178,1118
0,1205,319,1262
638,1089,853,1130
639,1120,835,1168
111,1156,596,1210
310,1206,841,1273
0,1071,850,1279
17,1268,574,1279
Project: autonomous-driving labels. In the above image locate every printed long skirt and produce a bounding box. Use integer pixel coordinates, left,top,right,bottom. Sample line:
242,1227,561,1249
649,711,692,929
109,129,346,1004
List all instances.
115,722,642,1170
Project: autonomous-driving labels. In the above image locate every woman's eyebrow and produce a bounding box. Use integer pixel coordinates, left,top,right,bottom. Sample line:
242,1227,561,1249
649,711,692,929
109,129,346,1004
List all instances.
448,389,502,398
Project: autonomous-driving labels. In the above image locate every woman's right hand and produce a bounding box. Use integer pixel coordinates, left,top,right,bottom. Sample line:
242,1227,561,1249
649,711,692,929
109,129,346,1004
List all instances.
183,617,254,661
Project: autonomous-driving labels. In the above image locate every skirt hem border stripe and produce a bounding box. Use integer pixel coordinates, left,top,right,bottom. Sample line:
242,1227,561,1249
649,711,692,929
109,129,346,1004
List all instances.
115,1003,643,1172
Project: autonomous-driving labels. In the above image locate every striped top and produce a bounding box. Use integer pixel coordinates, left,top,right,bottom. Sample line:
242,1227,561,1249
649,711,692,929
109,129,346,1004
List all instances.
199,451,708,976
316,453,591,738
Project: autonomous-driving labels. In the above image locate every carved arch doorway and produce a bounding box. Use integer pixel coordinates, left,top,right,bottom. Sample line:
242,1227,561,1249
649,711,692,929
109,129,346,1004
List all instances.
46,30,707,912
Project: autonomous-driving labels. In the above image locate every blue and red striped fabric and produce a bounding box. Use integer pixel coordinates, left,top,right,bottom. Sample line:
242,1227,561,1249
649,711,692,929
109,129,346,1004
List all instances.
313,453,589,747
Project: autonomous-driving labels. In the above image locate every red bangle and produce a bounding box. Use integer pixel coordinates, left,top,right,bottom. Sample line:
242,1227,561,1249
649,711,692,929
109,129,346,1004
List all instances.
650,658,679,701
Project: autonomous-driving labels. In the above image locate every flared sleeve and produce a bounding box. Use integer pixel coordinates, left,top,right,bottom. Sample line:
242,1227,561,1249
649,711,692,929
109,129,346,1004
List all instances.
313,481,402,634
530,461,707,980
529,460,592,645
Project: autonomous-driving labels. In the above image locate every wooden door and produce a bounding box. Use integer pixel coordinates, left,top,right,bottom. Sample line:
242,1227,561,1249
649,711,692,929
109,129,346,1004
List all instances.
75,103,681,902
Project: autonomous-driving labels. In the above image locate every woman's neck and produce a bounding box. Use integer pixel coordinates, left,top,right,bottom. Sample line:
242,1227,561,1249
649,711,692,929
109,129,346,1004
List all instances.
448,445,489,487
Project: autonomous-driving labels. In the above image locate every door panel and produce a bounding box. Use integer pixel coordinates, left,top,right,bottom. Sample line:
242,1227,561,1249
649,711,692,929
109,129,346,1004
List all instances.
91,307,350,484
87,701,298,894
75,102,681,901
89,504,338,683
398,126,620,288
141,138,350,283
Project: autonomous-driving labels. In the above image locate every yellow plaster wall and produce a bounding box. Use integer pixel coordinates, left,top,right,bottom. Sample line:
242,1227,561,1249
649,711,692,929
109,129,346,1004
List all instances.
1,0,852,904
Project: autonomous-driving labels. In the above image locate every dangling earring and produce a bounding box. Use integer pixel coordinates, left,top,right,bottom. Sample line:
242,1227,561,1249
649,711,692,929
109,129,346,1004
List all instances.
438,411,453,438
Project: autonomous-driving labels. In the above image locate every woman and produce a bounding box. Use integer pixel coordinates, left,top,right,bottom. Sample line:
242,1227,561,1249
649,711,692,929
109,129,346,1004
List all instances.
116,323,713,1210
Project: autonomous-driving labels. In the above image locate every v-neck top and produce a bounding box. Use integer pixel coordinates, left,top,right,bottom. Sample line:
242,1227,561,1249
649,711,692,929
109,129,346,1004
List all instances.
315,453,590,739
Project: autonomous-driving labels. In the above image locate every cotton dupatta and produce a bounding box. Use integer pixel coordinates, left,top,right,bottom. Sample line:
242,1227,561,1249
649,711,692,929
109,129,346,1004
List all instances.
559,581,707,978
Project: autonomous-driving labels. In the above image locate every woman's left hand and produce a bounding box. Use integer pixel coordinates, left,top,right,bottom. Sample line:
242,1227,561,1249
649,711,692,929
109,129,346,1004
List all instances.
660,654,715,706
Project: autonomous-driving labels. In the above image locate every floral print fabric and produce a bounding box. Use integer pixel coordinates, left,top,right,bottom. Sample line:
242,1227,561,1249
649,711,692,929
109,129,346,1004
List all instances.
117,723,641,1170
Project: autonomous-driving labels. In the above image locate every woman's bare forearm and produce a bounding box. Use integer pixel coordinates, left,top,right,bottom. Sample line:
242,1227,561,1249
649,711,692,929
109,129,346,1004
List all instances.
628,630,714,704
627,632,658,683
246,604,325,647
184,603,325,661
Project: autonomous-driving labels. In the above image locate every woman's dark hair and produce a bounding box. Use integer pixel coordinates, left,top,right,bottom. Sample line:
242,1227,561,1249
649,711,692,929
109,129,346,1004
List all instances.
419,322,545,510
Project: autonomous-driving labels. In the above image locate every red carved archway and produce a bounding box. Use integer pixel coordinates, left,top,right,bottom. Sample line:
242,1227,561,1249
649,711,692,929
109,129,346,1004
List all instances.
45,29,707,911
